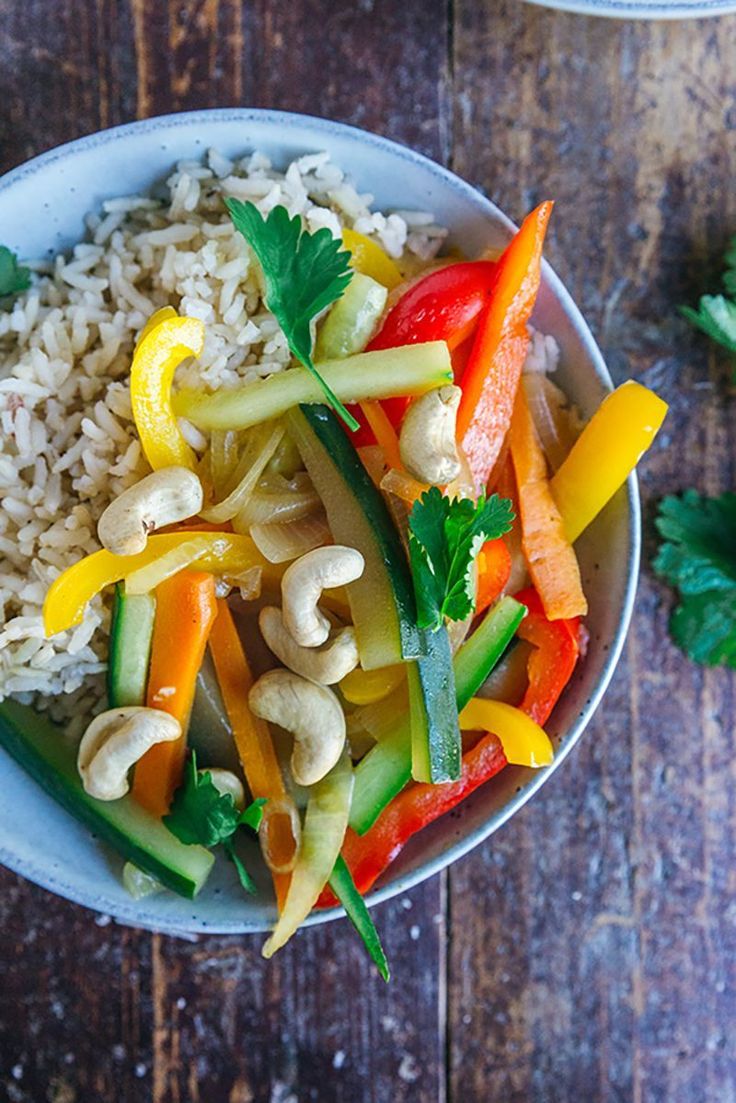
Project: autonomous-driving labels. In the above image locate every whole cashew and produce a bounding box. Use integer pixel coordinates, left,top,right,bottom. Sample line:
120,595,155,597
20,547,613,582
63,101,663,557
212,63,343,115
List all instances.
78,707,181,801
248,669,346,786
399,385,462,485
97,466,203,556
202,767,245,810
259,606,359,685
281,545,365,648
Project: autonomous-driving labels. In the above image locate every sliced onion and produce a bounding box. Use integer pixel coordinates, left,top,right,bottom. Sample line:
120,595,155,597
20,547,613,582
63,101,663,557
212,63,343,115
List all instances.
124,535,218,595
351,683,409,741
250,512,331,564
201,422,285,523
235,474,320,528
209,429,240,498
445,442,476,501
380,467,428,504
218,565,263,602
122,862,164,899
259,796,302,875
478,640,533,706
522,373,582,474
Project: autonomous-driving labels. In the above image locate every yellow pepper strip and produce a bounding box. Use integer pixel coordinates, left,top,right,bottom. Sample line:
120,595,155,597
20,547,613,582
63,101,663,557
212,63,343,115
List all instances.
43,532,271,638
342,228,403,290
130,315,205,471
340,663,406,706
551,380,668,543
124,536,227,595
135,305,178,347
459,697,553,768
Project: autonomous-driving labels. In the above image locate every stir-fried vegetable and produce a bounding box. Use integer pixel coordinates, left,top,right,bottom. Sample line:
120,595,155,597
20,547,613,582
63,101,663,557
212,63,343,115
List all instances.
459,698,553,767
342,228,402,290
0,245,31,301
315,272,388,361
132,572,218,816
130,313,205,471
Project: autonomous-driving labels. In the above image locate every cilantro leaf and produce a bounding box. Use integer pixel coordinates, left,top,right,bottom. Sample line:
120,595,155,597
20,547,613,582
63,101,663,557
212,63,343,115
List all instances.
164,753,265,893
653,489,736,668
408,488,514,631
226,199,358,431
680,235,736,376
0,246,31,302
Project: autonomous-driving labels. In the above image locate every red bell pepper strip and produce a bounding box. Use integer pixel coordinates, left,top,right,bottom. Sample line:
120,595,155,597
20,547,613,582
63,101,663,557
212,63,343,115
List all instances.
347,261,497,445
457,202,553,495
514,586,581,726
317,582,580,905
475,538,512,616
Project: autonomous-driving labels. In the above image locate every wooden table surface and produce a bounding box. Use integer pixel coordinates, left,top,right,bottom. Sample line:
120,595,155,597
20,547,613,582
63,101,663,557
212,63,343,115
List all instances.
1,3,735,1101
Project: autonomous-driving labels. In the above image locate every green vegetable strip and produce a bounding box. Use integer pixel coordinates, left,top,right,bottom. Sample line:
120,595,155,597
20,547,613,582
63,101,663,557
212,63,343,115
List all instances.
0,700,214,898
174,342,453,432
349,596,526,835
328,856,390,982
263,749,354,958
409,626,461,784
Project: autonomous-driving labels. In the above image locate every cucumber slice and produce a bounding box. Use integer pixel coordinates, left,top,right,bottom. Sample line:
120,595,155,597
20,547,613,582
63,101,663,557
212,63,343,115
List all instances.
0,699,214,898
349,596,526,834
175,342,453,431
315,273,388,361
409,627,460,783
107,584,155,707
287,403,424,668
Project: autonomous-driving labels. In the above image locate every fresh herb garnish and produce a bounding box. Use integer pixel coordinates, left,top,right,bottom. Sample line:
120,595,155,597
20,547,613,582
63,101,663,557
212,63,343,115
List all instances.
0,246,31,302
226,199,359,431
408,487,514,631
653,489,736,669
680,237,736,377
328,855,390,982
164,752,266,894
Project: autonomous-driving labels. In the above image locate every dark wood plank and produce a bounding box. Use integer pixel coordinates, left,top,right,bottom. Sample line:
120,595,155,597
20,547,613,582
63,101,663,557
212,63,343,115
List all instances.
0,2,451,1101
449,5,736,1102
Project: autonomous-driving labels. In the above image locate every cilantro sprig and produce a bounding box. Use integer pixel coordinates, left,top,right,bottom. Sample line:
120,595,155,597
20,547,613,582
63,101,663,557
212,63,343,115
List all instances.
408,488,514,632
653,490,736,669
164,752,265,894
680,237,736,378
226,199,358,430
0,246,31,303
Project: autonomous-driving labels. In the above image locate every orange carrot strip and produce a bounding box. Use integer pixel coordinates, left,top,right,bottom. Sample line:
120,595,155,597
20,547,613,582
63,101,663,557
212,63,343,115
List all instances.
132,571,218,817
359,400,403,471
508,387,587,621
208,600,292,909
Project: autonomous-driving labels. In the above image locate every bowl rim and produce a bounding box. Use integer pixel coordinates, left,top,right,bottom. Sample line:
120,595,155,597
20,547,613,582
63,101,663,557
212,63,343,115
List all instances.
522,0,736,17
0,107,640,934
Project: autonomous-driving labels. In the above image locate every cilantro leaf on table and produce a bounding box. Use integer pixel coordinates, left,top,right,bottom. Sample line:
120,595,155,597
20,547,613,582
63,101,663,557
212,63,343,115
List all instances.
408,487,514,631
653,489,736,669
225,199,358,430
164,752,265,894
0,246,31,302
680,235,736,375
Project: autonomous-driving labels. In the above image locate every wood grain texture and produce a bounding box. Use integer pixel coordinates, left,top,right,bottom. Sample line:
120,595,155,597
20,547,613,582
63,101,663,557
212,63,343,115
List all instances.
1,2,736,1101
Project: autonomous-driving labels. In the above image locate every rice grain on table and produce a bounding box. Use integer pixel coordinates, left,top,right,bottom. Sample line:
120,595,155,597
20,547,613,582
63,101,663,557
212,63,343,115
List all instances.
0,149,447,714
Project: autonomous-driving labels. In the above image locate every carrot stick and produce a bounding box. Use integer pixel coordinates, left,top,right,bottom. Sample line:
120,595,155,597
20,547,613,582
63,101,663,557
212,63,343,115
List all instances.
359,400,403,470
508,387,587,621
132,571,217,816
208,600,293,909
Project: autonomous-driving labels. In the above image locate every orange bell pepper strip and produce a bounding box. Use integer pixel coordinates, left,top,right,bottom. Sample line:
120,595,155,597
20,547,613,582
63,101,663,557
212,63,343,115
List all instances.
457,202,553,494
509,385,587,621
208,600,293,909
514,586,581,725
475,537,512,615
132,571,218,817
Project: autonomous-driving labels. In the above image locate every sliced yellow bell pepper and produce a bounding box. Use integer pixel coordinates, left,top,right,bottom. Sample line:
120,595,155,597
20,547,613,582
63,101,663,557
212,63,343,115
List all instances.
340,663,406,706
135,305,178,347
342,228,403,291
43,532,269,638
459,697,553,768
130,314,205,471
551,380,668,543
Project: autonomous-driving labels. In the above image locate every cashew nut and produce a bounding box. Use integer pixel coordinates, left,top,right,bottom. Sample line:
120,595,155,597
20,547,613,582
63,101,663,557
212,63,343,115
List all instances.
399,385,462,485
259,606,359,685
77,707,181,801
281,546,365,648
248,669,346,786
97,466,203,556
202,767,245,810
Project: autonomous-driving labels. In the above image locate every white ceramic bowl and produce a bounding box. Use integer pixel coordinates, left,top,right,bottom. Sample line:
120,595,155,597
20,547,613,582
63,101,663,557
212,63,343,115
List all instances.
0,110,639,934
524,0,736,17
